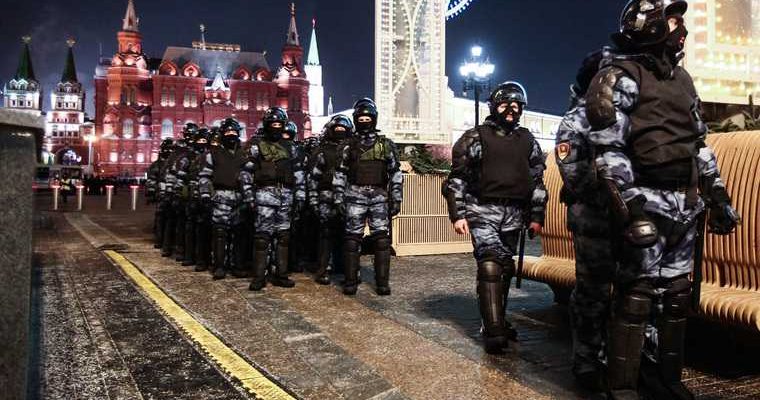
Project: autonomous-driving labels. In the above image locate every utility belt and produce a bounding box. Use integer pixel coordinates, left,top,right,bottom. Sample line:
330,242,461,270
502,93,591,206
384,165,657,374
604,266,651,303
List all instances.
635,175,694,193
256,181,294,189
478,196,527,207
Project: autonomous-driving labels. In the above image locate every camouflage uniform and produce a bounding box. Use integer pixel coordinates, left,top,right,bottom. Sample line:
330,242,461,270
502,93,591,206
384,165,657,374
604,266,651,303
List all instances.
147,154,168,248
166,144,194,262
588,57,735,399
444,114,548,354
241,136,306,290
160,143,189,258
198,145,247,279
555,93,616,386
309,136,347,283
333,130,403,295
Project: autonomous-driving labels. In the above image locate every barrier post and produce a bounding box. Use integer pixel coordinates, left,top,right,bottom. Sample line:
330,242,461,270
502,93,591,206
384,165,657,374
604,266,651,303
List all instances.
76,185,84,211
106,185,114,210
130,185,139,211
51,185,60,211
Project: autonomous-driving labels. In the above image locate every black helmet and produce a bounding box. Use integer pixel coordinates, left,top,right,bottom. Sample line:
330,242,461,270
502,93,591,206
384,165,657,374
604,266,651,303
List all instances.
182,122,200,140
326,114,353,141
263,107,289,129
220,118,241,135
352,97,378,132
160,138,174,152
489,81,528,113
194,128,210,149
283,121,298,140
613,0,687,49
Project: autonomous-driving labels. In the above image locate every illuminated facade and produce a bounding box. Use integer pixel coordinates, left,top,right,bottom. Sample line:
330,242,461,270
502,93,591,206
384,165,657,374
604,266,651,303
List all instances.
684,0,760,105
45,39,87,166
375,0,450,144
3,37,42,116
94,0,310,177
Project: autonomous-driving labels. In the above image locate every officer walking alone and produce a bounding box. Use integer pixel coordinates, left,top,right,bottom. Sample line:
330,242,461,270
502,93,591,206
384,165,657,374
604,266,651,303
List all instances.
443,82,548,354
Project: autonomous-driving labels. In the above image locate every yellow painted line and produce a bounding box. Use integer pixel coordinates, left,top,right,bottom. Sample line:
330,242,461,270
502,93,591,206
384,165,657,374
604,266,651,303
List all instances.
103,250,296,400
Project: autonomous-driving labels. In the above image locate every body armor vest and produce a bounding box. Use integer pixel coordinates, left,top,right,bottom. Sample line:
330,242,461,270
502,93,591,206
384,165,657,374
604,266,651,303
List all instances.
212,147,246,189
318,142,341,190
348,138,388,187
613,60,700,188
478,126,533,201
187,153,204,199
255,140,295,186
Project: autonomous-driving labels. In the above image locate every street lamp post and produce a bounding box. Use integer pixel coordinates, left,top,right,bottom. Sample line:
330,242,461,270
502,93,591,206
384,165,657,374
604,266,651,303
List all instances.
85,134,96,172
459,45,495,127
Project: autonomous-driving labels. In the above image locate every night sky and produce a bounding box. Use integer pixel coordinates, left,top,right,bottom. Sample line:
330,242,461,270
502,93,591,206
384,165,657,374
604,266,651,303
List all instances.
0,0,624,116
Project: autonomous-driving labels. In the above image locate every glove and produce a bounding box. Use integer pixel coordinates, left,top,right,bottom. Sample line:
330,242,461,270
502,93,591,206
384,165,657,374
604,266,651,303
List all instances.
389,200,402,217
708,203,740,235
334,201,346,218
201,196,212,210
623,196,658,248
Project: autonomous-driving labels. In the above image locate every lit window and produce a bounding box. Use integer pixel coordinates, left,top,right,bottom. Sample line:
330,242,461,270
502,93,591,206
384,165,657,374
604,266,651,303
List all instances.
161,119,173,138
123,119,134,138
136,153,145,163
109,152,118,162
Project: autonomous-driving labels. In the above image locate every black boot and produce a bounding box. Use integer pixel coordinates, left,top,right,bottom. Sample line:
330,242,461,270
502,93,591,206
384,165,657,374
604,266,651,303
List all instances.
231,223,251,278
182,215,196,266
607,288,652,400
374,234,391,296
212,227,228,280
154,207,164,248
314,228,331,285
270,233,295,288
502,262,518,341
249,237,269,291
649,285,693,400
477,260,508,354
342,236,361,295
194,218,211,271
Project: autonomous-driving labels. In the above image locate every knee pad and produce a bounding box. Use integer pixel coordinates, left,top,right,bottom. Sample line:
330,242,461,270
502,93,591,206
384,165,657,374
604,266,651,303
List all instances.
374,235,391,251
663,276,692,318
619,293,652,324
253,237,269,251
344,235,362,252
277,232,290,246
479,248,504,264
477,261,504,283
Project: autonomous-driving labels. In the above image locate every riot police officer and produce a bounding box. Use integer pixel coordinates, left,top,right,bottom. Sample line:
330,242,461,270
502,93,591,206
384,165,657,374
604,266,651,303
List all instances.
443,82,548,354
242,107,306,291
555,49,620,393
147,138,174,248
166,123,200,262
182,128,211,267
198,118,247,280
333,98,403,296
162,123,198,258
586,2,740,398
145,139,173,249
309,115,353,284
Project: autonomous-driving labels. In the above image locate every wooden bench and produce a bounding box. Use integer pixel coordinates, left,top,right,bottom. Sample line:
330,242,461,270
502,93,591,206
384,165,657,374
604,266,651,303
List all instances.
522,132,760,332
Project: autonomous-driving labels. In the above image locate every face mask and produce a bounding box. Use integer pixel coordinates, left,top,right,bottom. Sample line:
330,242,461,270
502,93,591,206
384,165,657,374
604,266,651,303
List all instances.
222,134,239,149
355,118,375,133
495,104,521,131
665,24,688,65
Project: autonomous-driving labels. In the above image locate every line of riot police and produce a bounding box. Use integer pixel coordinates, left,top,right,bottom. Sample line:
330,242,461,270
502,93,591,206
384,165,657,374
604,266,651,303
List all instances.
145,98,403,296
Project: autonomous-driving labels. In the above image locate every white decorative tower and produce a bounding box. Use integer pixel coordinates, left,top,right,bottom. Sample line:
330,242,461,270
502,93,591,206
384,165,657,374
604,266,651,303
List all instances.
305,18,325,117
45,38,86,163
375,0,449,144
3,36,42,116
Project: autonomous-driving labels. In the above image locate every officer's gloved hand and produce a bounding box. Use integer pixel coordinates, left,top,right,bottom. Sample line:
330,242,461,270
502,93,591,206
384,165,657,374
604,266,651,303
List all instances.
708,203,740,235
623,195,658,248
389,200,402,217
248,201,257,214
309,199,319,214
334,200,346,218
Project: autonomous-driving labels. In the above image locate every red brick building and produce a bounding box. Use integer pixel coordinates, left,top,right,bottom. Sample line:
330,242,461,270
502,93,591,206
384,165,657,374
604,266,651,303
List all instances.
94,0,311,177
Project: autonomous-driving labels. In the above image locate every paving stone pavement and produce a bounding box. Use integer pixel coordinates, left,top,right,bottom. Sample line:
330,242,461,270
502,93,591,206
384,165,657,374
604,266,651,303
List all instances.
29,192,760,399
